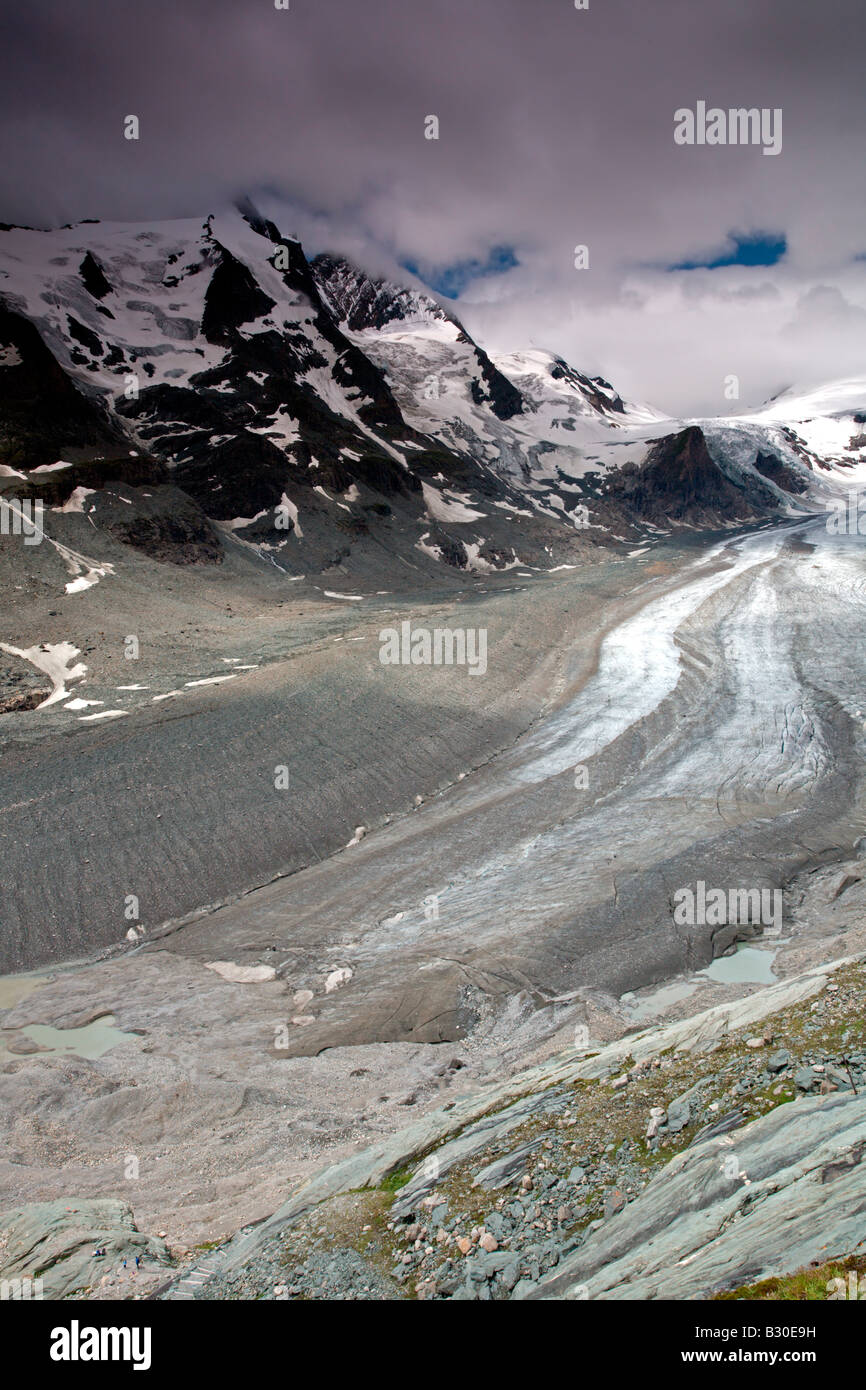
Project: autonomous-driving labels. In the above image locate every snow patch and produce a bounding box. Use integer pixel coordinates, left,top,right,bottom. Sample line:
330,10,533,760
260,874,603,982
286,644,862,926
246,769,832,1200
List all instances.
54,487,96,514
0,639,87,708
184,675,238,687
421,481,486,523
280,492,302,538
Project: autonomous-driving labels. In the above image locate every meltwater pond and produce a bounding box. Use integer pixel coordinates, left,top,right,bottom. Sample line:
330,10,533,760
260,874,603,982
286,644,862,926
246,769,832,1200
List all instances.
0,1012,138,1062
700,944,779,985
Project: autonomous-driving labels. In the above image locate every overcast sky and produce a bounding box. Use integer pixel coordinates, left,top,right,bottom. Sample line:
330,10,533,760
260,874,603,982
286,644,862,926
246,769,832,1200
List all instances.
1,0,864,414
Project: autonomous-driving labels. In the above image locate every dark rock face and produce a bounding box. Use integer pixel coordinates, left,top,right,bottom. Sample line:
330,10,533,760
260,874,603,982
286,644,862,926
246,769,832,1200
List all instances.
97,486,224,565
117,381,256,441
590,376,626,414
174,432,295,520
234,195,283,247
67,315,104,358
0,306,134,472
350,451,421,499
329,343,406,434
312,252,453,333
201,247,277,343
79,251,113,301
313,252,523,420
606,425,775,527
549,359,625,415
434,533,469,569
753,450,809,494
471,347,524,420
17,452,167,509
779,426,819,471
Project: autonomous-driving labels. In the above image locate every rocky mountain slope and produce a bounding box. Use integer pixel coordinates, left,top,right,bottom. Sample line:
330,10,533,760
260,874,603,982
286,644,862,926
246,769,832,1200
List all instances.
2,202,861,600
0,205,616,583
149,952,866,1303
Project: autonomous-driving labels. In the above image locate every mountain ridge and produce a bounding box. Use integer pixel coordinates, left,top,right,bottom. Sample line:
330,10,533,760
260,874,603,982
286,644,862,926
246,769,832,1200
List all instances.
1,204,864,585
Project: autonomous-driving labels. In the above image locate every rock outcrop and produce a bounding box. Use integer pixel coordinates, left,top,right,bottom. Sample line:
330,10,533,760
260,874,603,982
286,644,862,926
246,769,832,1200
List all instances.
159,952,866,1302
605,425,778,527
528,1090,866,1300
0,1198,171,1299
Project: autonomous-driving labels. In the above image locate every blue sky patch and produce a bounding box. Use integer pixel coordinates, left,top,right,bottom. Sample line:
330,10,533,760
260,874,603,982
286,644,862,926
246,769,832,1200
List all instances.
402,244,519,298
669,232,787,271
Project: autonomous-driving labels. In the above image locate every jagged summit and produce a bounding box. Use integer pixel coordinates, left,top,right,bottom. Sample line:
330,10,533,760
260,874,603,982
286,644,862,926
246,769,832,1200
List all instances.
312,251,525,422
312,252,455,334
0,208,861,585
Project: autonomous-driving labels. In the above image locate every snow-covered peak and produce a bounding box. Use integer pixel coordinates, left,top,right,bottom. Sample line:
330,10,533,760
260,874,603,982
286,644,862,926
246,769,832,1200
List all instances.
312,254,456,336
700,377,866,479
6,208,862,582
747,377,866,424
0,209,294,398
492,348,666,427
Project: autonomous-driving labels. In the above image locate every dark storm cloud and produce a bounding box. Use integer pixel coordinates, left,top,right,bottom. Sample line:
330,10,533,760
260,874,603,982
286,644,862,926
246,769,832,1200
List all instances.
1,0,864,412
